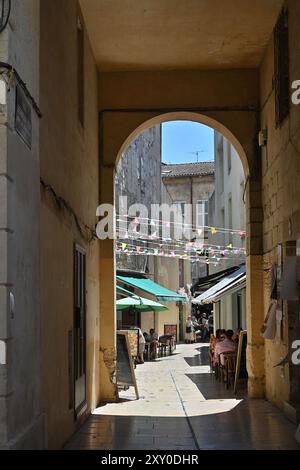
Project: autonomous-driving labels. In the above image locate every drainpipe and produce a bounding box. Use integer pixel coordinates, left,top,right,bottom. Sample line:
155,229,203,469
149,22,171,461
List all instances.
190,177,193,228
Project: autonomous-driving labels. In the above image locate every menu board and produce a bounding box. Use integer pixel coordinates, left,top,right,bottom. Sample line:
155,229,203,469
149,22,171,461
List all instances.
119,329,139,358
234,330,248,394
116,331,139,399
164,324,177,339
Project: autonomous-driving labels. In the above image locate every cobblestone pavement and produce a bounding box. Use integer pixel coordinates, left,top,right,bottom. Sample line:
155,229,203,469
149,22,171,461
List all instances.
65,344,300,450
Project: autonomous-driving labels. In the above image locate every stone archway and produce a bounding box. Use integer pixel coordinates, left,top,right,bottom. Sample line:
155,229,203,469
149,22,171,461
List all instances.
114,112,250,175
98,110,265,402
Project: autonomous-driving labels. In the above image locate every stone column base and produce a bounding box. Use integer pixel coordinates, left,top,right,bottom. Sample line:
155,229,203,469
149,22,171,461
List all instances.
284,401,300,424
247,375,265,398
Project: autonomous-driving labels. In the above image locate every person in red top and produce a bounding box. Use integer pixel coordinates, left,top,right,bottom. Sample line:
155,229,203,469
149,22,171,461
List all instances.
214,329,237,366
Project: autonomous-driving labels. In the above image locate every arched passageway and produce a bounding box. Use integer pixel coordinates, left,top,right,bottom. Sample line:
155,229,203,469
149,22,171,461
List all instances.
98,111,265,403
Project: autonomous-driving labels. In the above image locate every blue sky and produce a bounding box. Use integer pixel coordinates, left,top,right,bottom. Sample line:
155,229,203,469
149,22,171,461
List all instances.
161,121,214,164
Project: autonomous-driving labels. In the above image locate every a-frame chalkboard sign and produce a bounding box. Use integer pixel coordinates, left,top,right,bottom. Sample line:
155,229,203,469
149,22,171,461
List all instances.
116,331,139,400
234,330,248,394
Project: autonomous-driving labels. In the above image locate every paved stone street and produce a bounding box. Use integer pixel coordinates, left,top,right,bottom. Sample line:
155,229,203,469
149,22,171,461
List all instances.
65,344,300,450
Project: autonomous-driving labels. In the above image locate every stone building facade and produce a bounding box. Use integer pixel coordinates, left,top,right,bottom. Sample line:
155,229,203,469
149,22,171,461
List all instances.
115,126,191,340
115,125,161,273
161,162,215,283
260,3,300,419
208,131,247,331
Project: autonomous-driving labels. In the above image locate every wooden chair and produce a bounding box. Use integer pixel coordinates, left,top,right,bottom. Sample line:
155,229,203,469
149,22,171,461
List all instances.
215,351,231,384
209,348,215,374
160,339,168,356
221,351,237,389
215,355,223,382
158,335,172,356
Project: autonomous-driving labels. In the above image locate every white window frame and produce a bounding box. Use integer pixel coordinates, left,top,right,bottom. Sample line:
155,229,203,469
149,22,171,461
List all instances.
197,200,209,228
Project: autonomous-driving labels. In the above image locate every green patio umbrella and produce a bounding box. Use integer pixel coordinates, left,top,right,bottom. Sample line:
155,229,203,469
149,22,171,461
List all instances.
116,296,168,312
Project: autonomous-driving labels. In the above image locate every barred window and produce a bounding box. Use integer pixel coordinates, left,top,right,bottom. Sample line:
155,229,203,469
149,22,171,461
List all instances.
274,9,289,128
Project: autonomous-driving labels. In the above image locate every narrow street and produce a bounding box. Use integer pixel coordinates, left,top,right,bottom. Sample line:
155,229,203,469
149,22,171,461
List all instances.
65,344,300,450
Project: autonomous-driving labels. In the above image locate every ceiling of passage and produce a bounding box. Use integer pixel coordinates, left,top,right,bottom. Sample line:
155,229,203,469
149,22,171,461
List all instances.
80,0,283,72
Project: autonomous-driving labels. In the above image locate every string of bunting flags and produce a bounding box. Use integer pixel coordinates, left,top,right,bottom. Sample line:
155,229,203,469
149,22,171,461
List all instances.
116,230,244,251
116,213,246,238
115,213,246,266
116,237,244,253
116,240,245,266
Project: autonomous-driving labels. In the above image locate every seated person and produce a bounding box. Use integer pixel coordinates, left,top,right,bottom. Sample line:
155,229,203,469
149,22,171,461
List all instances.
149,328,159,341
214,329,237,366
233,328,242,343
209,330,220,354
209,329,225,363
217,329,226,339
209,332,217,364
145,328,159,359
144,328,158,342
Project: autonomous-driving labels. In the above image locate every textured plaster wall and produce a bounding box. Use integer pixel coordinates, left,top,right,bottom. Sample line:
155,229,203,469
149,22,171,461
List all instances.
115,125,161,273
160,172,192,339
115,125,191,339
162,175,214,208
0,10,9,450
97,26,268,399
210,131,246,256
155,257,186,340
0,0,44,449
40,0,100,449
259,0,300,408
162,174,215,282
208,132,246,331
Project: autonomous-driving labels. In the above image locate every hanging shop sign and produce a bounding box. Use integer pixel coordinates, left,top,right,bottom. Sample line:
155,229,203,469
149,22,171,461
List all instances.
15,84,32,149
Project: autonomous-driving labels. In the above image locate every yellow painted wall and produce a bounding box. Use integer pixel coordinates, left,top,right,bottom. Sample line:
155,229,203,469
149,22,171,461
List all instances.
140,312,155,335
259,0,300,408
155,257,190,340
40,0,100,448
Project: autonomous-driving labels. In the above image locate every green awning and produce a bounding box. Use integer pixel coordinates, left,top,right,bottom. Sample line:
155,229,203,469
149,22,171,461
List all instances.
117,275,187,303
117,284,141,298
116,296,168,312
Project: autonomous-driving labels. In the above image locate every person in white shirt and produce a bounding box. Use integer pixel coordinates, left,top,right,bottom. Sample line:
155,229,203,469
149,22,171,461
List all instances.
137,328,145,363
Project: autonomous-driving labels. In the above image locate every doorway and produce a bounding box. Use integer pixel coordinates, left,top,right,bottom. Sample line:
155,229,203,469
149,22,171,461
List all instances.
74,244,87,418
